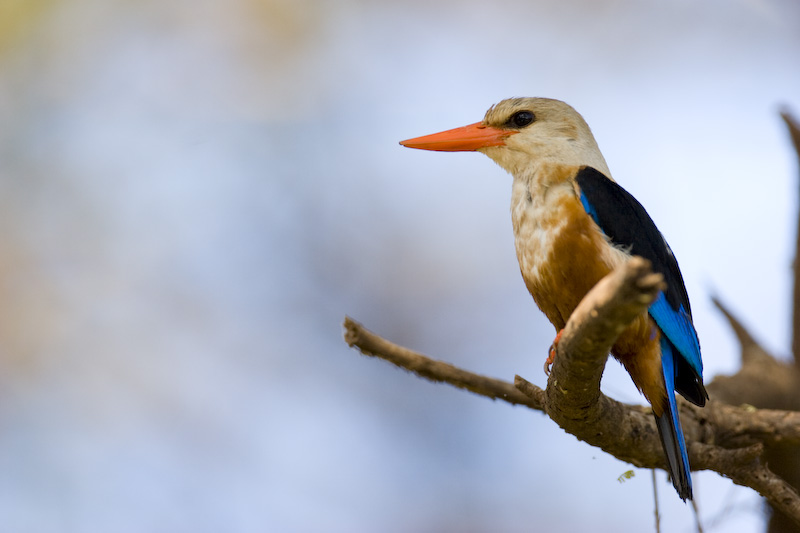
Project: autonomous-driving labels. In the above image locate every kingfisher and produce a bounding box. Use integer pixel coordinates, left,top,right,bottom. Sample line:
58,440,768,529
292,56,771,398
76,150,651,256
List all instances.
399,97,707,501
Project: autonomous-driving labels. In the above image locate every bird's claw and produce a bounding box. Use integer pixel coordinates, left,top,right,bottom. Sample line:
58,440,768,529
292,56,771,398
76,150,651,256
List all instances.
545,329,564,376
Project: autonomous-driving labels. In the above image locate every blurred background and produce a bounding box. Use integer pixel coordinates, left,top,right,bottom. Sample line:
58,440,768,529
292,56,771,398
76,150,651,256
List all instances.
0,0,798,531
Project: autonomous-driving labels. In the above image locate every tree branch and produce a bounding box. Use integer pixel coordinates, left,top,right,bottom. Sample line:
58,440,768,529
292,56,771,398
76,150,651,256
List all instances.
783,109,800,366
695,442,800,524
542,256,664,443
344,316,543,409
708,296,800,411
343,257,800,526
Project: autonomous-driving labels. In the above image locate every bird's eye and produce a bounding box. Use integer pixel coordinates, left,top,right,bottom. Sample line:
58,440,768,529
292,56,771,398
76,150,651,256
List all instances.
509,111,535,128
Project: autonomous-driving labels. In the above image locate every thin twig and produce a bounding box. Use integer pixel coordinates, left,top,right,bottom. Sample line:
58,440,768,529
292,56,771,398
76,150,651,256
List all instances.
691,497,704,533
344,316,543,409
652,469,661,533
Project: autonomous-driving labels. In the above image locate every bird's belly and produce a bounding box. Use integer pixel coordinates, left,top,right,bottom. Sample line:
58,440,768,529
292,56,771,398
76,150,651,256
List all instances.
511,179,627,329
511,178,665,405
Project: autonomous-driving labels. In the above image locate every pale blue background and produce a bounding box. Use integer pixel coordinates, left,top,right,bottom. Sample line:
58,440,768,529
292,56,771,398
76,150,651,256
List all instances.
0,0,798,531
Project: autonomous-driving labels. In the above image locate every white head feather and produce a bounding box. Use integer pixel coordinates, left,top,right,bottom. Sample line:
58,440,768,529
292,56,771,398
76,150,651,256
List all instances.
479,97,612,180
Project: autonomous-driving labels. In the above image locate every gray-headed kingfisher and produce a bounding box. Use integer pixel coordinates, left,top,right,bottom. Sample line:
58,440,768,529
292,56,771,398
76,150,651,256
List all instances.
400,97,707,501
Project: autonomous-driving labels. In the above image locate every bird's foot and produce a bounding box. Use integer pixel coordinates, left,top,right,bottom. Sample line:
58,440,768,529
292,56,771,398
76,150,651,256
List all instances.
544,329,564,376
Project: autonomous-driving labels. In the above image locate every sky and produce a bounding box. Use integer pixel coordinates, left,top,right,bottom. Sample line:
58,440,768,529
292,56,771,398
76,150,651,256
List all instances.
0,0,799,531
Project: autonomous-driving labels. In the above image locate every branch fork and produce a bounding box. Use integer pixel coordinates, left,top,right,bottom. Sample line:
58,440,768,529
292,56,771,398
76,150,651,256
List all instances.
344,256,800,525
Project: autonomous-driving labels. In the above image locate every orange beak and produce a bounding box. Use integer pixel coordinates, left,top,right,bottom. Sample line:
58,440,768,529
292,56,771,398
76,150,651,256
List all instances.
400,122,516,152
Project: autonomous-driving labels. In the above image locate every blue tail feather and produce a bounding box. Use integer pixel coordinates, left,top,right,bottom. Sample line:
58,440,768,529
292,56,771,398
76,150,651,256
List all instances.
654,337,693,501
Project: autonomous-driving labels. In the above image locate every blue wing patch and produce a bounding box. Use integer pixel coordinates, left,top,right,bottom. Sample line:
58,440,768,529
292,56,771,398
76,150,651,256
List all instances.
580,190,600,227
650,293,702,377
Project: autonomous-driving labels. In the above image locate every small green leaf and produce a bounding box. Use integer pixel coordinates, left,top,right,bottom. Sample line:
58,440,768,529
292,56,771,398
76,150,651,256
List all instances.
617,470,635,483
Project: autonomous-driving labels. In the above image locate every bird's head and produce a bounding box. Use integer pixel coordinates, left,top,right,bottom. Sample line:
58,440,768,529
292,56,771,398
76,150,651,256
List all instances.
400,97,611,178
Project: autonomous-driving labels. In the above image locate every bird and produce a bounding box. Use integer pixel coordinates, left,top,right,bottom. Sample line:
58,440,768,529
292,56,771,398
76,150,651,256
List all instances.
399,97,707,501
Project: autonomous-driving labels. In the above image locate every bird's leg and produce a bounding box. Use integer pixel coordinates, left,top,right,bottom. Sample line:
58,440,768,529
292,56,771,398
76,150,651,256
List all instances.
545,329,564,376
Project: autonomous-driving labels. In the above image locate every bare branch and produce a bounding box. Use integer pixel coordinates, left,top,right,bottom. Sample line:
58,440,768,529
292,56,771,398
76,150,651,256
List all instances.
516,373,669,469
709,297,800,411
783,109,800,366
705,403,800,448
711,295,773,366
343,257,800,524
341,108,800,530
695,442,800,526
782,110,800,157
544,255,664,427
343,316,543,409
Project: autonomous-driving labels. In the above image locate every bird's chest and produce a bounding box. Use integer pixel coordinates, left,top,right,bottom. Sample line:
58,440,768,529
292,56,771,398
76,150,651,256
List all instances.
510,177,624,328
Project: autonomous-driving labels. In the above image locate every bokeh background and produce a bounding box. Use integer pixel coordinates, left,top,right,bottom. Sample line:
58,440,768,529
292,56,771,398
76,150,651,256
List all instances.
1,0,799,531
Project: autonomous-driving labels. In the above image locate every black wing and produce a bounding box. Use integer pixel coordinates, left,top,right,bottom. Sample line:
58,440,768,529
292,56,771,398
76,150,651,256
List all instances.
575,166,705,405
